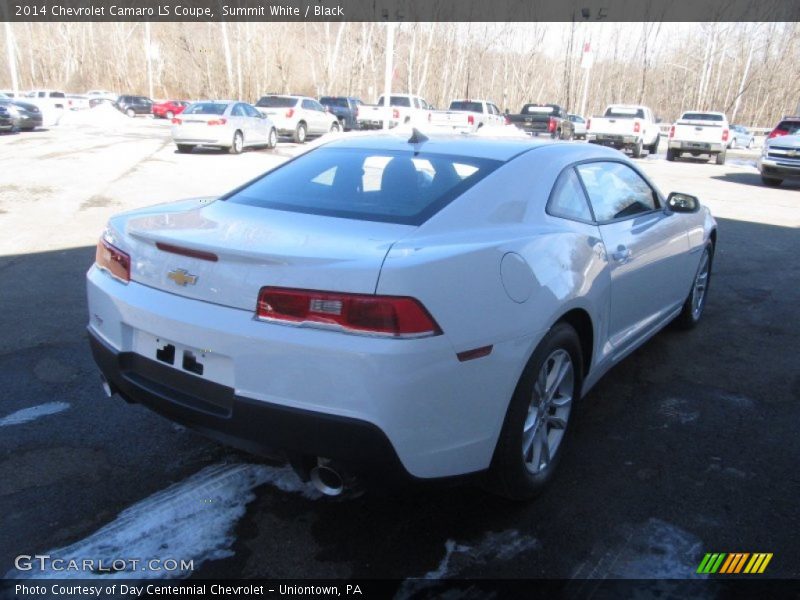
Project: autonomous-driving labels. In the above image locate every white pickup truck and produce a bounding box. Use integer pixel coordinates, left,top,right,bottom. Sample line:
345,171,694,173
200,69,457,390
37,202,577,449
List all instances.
428,99,505,133
587,104,660,158
357,94,432,130
667,111,730,164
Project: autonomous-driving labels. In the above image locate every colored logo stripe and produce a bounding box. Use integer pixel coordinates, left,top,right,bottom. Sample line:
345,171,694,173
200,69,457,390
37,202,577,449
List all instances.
698,552,772,574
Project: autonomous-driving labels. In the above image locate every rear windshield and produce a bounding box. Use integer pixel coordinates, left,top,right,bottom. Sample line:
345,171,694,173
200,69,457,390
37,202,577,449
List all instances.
449,101,483,113
776,120,800,135
605,107,644,119
224,147,502,225
183,102,227,115
681,113,724,121
377,96,411,108
320,97,348,107
524,105,557,114
256,96,296,108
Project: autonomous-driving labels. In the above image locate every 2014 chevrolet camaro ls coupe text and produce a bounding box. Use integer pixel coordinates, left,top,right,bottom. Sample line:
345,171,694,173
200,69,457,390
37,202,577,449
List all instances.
87,132,716,499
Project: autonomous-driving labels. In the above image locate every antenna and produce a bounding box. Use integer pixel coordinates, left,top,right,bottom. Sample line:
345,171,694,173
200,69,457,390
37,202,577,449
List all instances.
408,128,429,144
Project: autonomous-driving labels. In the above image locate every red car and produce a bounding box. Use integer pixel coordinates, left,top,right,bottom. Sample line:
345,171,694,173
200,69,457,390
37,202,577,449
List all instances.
152,100,189,120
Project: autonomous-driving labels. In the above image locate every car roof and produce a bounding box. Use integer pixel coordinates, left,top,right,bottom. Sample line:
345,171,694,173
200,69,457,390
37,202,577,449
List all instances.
320,132,584,161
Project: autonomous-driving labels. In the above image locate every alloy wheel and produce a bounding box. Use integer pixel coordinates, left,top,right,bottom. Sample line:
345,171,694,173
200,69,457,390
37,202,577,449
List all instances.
522,349,574,474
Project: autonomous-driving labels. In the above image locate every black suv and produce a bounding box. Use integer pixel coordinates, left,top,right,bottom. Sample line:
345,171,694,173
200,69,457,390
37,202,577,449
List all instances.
116,95,153,117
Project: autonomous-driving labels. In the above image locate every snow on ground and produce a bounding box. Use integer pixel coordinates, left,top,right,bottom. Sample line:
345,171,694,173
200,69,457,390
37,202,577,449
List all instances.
7,462,321,579
0,402,70,427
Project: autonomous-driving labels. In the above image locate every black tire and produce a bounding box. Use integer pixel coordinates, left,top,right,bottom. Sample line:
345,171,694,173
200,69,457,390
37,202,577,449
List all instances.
729,138,737,149
176,144,194,154
761,176,783,187
649,134,660,154
126,108,135,118
330,121,340,133
674,242,713,330
486,322,583,500
631,140,644,158
666,148,677,162
229,130,244,154
266,127,278,149
293,122,307,143
715,150,726,165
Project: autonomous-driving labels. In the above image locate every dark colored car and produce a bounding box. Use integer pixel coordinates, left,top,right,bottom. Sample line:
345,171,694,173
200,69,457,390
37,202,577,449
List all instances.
0,98,43,131
116,95,154,118
153,100,190,120
506,103,575,139
319,96,363,131
0,105,13,132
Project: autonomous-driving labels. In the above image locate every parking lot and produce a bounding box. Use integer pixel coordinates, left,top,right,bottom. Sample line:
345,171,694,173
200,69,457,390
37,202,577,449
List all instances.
0,117,798,584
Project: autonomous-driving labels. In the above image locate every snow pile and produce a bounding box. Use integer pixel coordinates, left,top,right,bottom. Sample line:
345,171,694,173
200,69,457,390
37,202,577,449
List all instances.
0,402,70,427
56,102,132,129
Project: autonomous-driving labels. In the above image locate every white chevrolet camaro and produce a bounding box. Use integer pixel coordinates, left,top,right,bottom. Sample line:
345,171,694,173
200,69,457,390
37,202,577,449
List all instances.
87,132,716,499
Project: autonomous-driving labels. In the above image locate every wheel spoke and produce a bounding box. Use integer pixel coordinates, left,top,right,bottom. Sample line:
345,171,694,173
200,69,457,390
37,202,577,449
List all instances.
539,428,551,467
547,359,571,402
522,422,538,456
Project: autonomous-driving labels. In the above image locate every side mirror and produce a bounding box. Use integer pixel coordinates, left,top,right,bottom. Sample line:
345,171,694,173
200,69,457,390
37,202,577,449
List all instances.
666,192,700,213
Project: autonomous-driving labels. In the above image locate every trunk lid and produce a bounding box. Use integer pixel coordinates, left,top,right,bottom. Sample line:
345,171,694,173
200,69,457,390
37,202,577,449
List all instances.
114,199,414,311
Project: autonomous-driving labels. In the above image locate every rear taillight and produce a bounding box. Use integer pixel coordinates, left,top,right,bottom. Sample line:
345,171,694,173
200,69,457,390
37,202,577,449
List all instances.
207,118,227,126
504,115,510,125
392,108,400,120
633,120,641,133
96,238,130,283
669,125,675,138
548,117,557,132
171,117,182,125
586,118,591,130
285,108,295,118
354,106,359,117
256,287,442,338
468,114,475,126
722,128,729,142
768,128,788,139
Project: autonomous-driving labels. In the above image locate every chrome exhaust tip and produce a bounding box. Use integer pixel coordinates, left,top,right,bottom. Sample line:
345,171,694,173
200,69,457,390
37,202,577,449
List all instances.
309,459,345,497
100,375,114,398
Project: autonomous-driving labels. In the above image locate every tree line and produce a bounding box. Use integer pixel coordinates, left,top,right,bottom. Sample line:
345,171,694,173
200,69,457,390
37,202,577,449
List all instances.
2,21,799,126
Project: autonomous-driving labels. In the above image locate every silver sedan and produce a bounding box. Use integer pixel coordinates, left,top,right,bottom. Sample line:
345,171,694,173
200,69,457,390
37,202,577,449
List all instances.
171,101,278,154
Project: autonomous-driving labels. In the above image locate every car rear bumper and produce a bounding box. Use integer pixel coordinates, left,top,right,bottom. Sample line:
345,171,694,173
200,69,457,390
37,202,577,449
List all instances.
88,329,413,482
668,140,725,152
589,134,639,146
86,266,504,480
171,129,232,147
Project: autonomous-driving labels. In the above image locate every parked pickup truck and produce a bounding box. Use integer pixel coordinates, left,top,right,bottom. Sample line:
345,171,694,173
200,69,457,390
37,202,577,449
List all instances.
356,94,432,130
428,99,505,132
319,96,364,131
587,104,660,158
667,111,730,164
506,104,574,139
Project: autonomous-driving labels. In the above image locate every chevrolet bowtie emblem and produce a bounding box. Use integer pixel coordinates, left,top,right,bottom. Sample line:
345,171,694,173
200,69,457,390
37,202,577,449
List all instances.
167,269,198,286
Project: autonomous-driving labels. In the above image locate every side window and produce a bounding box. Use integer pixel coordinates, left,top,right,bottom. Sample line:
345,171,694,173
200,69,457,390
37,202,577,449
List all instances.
301,99,314,111
244,104,261,118
547,168,593,222
576,162,659,222
312,100,325,112
231,104,246,117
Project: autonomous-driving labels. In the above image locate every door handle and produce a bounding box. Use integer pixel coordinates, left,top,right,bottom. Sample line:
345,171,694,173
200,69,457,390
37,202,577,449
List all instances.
612,246,632,263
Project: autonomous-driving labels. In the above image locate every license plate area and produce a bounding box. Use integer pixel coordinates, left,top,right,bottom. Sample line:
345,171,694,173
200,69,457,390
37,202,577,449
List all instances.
133,330,234,388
